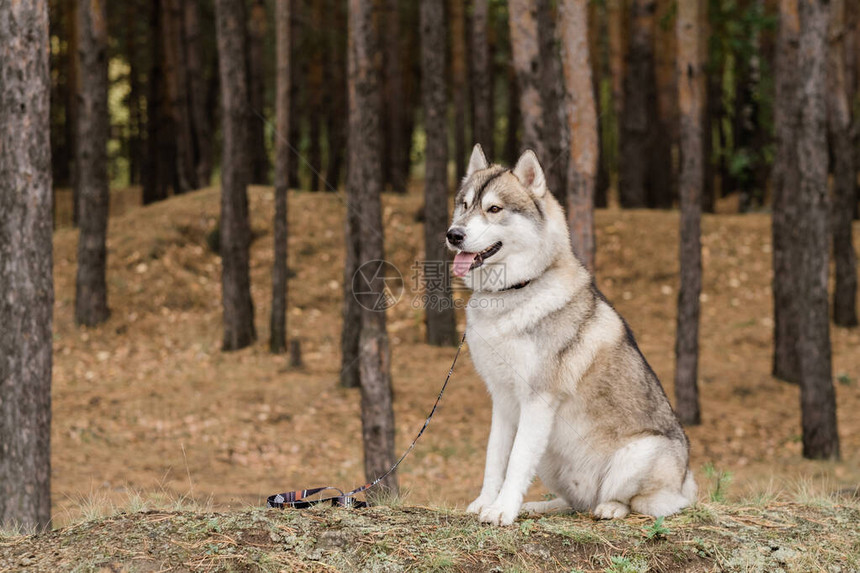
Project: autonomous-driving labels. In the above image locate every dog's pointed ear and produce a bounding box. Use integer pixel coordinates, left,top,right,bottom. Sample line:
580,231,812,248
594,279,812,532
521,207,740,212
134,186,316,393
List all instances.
513,150,547,198
466,144,489,178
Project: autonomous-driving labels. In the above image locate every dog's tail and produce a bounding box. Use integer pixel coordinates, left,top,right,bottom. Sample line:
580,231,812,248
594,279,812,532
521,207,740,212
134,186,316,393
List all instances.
681,469,698,503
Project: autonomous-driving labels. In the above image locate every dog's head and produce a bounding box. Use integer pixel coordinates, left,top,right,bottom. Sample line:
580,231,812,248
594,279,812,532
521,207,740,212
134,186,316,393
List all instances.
447,145,563,291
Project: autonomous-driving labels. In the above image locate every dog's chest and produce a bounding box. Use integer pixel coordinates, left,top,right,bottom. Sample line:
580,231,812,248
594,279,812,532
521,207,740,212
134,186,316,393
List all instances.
465,310,542,397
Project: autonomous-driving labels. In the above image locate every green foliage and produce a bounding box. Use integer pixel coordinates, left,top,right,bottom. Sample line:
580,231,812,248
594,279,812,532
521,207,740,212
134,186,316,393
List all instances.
706,0,778,206
605,555,648,573
518,518,536,537
641,516,670,541
703,462,733,503
836,373,853,387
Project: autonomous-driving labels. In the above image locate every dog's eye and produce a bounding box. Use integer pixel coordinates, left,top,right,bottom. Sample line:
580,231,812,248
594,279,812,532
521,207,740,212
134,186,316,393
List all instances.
462,201,468,210
488,205,503,214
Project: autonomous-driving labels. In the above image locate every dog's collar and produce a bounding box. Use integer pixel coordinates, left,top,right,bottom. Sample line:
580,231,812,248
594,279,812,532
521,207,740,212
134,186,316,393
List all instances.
498,280,531,292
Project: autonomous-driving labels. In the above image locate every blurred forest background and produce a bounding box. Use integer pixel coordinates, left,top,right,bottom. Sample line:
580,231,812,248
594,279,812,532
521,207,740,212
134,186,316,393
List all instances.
1,0,859,532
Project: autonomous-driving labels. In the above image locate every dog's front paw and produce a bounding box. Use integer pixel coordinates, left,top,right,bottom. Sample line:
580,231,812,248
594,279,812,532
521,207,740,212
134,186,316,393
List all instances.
466,494,495,515
593,501,630,519
479,503,520,526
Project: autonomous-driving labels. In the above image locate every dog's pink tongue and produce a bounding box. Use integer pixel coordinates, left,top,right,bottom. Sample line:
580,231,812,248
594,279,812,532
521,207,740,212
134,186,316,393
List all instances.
453,251,477,278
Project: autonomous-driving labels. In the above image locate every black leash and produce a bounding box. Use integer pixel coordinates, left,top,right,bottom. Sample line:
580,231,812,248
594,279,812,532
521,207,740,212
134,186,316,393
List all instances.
267,331,467,510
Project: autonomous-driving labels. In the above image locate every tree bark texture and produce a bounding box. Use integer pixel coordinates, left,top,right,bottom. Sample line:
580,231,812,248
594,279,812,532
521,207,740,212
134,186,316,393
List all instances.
558,0,597,272
67,0,80,224
590,0,609,209
271,0,291,354
422,0,459,346
163,0,196,193
0,0,53,531
508,0,546,164
143,0,172,205
125,0,143,187
75,0,110,327
450,0,468,180
505,64,520,165
184,0,213,188
651,0,677,209
538,0,567,201
471,0,494,159
619,0,667,209
248,0,270,185
383,0,406,192
340,197,362,387
308,0,324,191
795,0,839,460
348,0,399,496
827,0,858,327
288,0,302,189
772,0,802,383
674,0,704,426
215,0,257,351
325,0,348,190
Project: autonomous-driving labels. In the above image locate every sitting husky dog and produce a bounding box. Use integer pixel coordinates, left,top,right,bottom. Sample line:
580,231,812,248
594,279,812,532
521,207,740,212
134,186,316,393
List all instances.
448,145,696,526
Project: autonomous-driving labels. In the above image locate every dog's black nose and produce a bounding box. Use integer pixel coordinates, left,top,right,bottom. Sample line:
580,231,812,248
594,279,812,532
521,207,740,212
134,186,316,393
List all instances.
446,227,466,245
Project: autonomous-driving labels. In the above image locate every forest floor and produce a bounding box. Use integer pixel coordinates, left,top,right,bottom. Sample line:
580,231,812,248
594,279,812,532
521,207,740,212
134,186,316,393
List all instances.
2,499,858,571
10,184,858,570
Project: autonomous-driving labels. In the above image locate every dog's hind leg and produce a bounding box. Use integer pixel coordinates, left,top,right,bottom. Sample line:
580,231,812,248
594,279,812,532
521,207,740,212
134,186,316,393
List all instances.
594,436,690,519
521,497,570,516
630,468,697,516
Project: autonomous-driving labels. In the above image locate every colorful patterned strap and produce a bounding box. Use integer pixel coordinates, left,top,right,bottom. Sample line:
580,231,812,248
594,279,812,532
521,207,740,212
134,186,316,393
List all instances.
267,331,467,510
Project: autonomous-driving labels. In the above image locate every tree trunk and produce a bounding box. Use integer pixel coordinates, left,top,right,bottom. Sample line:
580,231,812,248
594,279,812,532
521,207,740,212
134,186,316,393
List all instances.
288,0,302,189
619,0,666,209
75,0,111,327
651,0,677,209
470,0,494,159
0,0,53,532
248,0,270,185
340,198,362,388
538,0,567,201
215,0,257,351
558,0,597,272
607,0,624,122
308,0,324,191
508,0,546,162
422,0,459,346
382,0,406,192
674,0,704,426
772,0,802,383
397,0,420,187
325,0,348,191
505,64,520,165
143,0,172,205
68,0,80,224
163,0,196,192
348,0,399,497
590,0,609,209
339,0,360,385
125,0,143,187
271,0,291,354
795,0,839,460
184,0,213,187
827,0,858,327
450,0,468,180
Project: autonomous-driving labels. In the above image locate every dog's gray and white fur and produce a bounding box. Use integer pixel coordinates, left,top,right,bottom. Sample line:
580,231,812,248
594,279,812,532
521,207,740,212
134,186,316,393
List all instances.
447,145,696,526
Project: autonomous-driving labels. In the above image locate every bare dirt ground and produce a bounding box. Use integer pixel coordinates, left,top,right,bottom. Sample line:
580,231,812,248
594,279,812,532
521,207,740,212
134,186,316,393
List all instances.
47,186,860,527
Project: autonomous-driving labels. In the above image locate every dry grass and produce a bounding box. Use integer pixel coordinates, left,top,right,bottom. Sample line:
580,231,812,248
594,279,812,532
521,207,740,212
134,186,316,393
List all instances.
47,184,860,530
1,496,858,572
